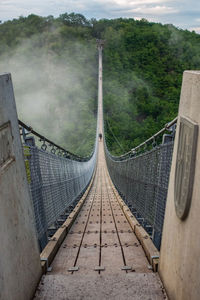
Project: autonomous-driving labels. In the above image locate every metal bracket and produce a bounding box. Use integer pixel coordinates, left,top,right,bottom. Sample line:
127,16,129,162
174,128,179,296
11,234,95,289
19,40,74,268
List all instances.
151,255,159,259
121,266,132,271
94,266,105,271
40,257,52,272
68,266,79,272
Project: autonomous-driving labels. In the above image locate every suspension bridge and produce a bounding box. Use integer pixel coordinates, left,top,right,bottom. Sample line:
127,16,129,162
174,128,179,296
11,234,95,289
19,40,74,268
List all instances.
1,42,200,300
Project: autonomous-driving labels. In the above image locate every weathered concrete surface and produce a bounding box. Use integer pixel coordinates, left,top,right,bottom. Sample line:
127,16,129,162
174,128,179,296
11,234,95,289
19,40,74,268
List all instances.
35,273,165,300
159,71,200,300
0,74,42,300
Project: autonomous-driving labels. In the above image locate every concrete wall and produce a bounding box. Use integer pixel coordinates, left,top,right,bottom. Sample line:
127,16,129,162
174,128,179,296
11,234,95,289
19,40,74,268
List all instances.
0,74,42,300
159,71,200,300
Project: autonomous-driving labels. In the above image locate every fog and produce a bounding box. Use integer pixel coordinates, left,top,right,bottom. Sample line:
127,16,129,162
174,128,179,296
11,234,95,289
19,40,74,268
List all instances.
0,34,97,155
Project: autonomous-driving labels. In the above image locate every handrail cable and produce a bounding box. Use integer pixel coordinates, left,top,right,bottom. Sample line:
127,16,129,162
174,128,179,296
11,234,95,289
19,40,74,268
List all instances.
18,119,93,161
109,116,177,160
106,118,125,152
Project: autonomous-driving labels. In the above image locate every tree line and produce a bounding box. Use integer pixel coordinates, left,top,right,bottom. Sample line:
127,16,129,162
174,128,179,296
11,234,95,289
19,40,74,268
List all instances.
0,13,200,155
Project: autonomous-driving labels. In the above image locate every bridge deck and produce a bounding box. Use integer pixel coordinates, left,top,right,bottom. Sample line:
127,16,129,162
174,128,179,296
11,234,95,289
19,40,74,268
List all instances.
34,140,166,300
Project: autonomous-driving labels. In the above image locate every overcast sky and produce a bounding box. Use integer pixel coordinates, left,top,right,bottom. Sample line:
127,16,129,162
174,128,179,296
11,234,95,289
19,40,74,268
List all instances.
0,0,200,33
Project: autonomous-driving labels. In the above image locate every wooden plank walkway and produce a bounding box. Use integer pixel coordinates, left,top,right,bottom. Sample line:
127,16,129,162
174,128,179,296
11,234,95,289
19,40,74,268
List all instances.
34,140,166,300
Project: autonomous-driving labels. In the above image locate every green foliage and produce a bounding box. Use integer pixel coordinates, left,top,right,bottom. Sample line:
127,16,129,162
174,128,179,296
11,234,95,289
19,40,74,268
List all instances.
0,14,200,156
59,12,91,27
98,18,200,155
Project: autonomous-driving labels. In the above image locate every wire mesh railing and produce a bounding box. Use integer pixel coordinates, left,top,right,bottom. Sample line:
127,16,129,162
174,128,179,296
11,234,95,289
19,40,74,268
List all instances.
105,118,177,250
19,120,97,250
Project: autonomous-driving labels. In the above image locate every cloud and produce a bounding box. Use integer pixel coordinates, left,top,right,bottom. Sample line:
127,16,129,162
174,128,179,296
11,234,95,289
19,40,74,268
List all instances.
123,5,179,15
113,0,174,6
189,27,200,34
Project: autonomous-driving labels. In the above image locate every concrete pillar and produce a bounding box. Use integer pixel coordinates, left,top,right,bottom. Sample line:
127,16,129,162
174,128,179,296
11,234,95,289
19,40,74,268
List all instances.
159,71,200,300
0,73,42,300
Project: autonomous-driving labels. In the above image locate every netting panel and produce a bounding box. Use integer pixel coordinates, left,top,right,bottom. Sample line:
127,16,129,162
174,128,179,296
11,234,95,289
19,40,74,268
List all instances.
105,142,174,249
27,146,96,241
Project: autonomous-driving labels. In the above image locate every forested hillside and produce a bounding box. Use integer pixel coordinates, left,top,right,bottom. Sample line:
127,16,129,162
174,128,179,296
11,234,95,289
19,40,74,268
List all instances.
100,18,200,154
0,14,200,155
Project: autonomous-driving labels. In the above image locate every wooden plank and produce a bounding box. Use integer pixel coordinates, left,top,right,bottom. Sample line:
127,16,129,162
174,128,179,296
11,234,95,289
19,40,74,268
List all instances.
76,246,100,274
40,168,96,273
101,246,124,274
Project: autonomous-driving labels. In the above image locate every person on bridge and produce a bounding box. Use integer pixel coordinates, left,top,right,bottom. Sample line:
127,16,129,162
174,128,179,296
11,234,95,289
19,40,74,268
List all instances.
99,133,102,141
